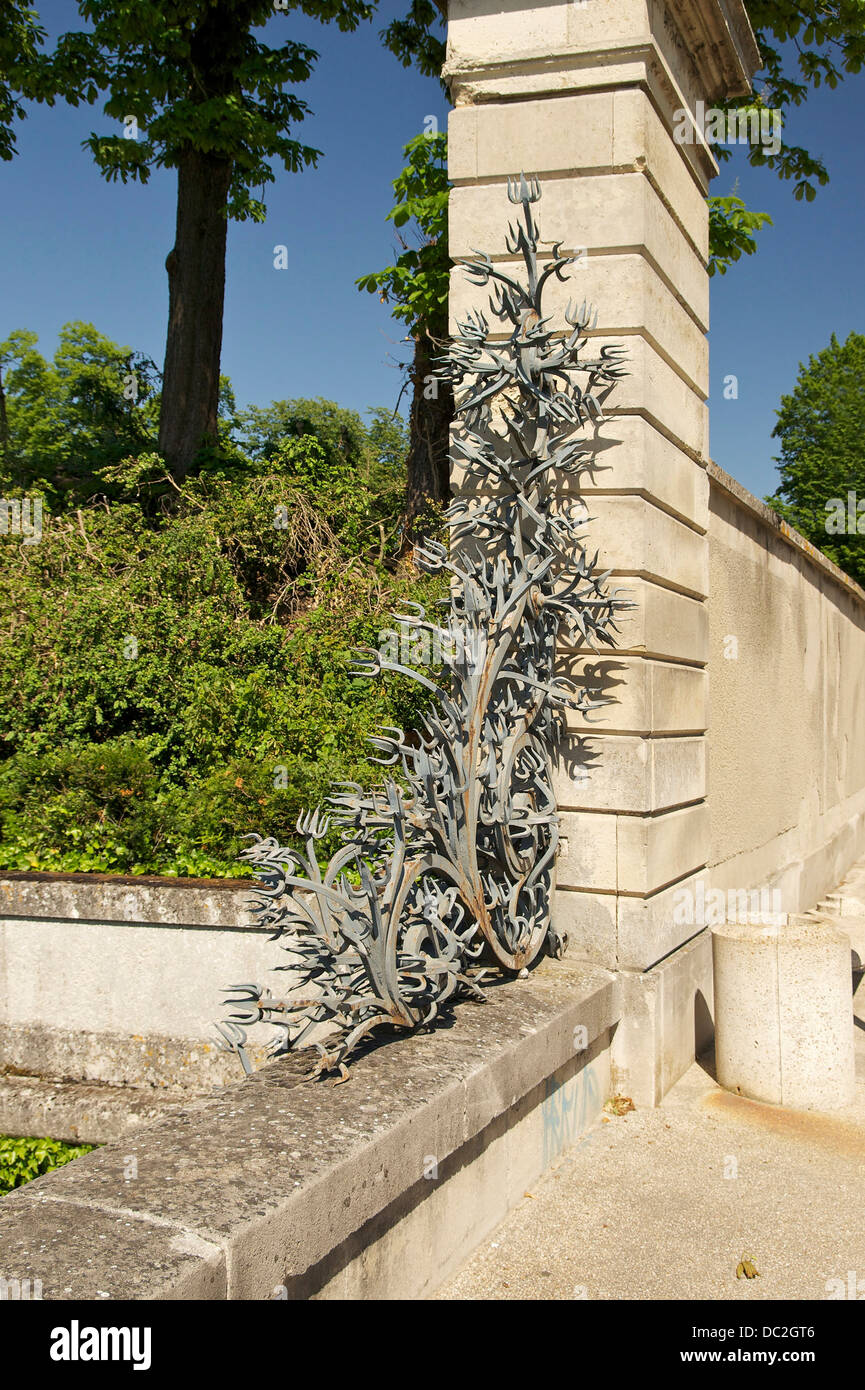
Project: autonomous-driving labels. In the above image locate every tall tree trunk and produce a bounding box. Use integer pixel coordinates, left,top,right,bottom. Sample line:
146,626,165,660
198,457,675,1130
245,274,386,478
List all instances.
405,328,452,535
158,148,233,480
0,365,8,467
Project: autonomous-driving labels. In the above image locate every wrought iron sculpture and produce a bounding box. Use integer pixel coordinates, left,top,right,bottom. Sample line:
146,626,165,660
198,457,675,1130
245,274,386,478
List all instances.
217,175,629,1081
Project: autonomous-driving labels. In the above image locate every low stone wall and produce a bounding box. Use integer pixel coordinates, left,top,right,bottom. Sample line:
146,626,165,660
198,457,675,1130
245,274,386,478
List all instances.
707,464,865,911
0,957,617,1301
0,872,281,1139
0,863,714,1138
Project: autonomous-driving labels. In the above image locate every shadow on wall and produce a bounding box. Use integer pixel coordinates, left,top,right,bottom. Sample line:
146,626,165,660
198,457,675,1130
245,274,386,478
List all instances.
695,988,714,1063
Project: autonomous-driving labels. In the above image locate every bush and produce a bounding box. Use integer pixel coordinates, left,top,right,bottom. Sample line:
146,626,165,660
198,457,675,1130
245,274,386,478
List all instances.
0,1134,95,1195
0,421,444,875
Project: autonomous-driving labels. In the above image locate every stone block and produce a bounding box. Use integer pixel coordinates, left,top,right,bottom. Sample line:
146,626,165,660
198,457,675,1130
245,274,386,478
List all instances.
451,416,709,533
448,175,709,329
448,252,708,394
618,868,711,969
449,87,709,256
557,801,708,897
558,655,707,735
555,867,713,970
618,800,709,893
553,886,618,969
552,732,706,812
712,917,856,1109
612,927,715,1106
577,576,708,663
577,494,708,596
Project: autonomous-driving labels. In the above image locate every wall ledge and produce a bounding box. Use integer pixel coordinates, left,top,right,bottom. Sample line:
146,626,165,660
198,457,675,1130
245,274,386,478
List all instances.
708,460,865,609
0,873,254,929
0,957,618,1301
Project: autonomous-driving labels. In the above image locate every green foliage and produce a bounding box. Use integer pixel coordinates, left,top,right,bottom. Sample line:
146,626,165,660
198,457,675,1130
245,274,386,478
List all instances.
0,1134,95,1195
0,322,159,504
365,406,412,490
707,1,865,271
708,194,773,276
26,1,377,224
380,0,446,87
767,331,865,587
0,354,438,875
238,396,370,475
0,3,46,161
356,131,449,339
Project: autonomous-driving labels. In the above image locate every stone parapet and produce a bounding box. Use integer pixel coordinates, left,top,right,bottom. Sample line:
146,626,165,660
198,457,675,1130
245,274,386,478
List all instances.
0,958,617,1300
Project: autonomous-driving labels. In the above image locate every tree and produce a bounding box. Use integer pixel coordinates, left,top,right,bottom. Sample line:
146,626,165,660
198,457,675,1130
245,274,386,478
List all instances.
0,322,159,501
0,3,47,163
767,331,865,587
26,1,374,480
236,396,410,554
707,1,865,272
238,396,370,475
357,131,451,529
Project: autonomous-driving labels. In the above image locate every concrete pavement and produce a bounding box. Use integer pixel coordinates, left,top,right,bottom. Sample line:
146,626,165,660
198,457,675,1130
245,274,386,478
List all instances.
435,1028,865,1301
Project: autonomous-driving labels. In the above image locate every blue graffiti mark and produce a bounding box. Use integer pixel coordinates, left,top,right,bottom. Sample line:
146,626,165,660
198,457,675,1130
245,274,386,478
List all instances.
542,1064,600,1167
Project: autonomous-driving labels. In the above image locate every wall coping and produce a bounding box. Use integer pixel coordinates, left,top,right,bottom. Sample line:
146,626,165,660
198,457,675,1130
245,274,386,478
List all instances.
0,868,250,890
708,460,865,610
0,873,254,929
0,957,618,1300
671,0,762,97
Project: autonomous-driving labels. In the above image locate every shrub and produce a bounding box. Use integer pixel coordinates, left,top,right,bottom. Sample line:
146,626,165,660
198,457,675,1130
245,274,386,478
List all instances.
0,1134,95,1195
0,429,444,874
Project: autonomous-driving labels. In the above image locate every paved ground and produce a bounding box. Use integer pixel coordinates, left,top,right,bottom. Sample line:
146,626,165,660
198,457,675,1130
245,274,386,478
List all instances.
435,1026,865,1301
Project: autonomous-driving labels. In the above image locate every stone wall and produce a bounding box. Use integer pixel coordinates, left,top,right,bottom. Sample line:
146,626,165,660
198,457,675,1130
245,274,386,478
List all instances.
443,0,865,1105
0,875,280,1119
707,464,865,911
0,957,617,1299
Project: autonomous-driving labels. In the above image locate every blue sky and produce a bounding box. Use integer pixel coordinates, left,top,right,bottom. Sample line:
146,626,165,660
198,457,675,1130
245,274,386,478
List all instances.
1,1,863,503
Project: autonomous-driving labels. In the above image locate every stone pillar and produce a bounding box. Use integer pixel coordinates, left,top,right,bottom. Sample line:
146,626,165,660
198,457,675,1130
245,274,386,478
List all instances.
445,0,760,1100
713,919,855,1110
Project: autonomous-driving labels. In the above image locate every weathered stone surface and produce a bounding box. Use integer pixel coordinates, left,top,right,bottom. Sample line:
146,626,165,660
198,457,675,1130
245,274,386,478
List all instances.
0,908,284,1043
557,867,711,972
0,958,618,1300
557,802,708,897
449,253,709,395
0,872,252,926
612,928,714,1105
448,90,711,252
713,917,856,1109
0,1072,186,1145
708,465,865,917
0,1021,263,1093
0,1190,227,1300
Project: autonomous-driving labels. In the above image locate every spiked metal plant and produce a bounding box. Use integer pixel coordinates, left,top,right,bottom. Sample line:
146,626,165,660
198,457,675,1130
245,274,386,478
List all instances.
217,176,629,1081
